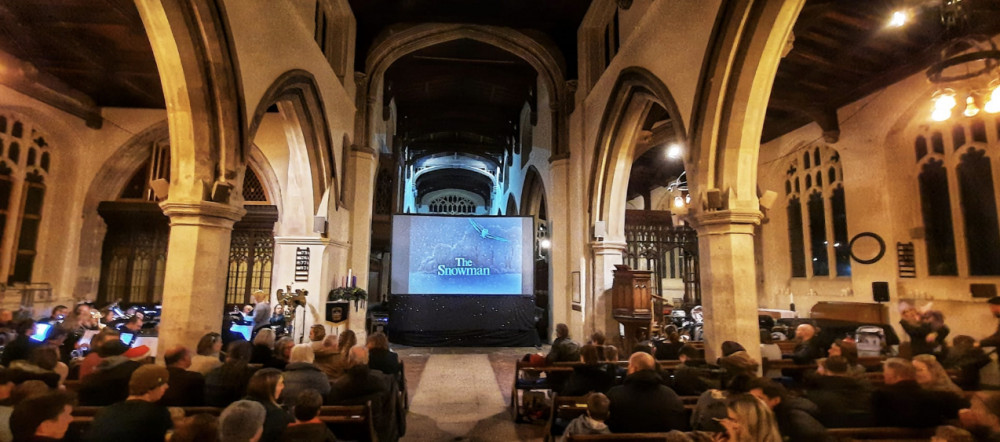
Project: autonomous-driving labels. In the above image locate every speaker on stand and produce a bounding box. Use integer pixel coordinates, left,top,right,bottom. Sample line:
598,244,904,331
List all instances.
872,281,890,303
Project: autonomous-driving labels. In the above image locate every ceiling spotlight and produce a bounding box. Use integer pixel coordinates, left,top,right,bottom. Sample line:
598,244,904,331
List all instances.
666,143,683,159
888,10,908,28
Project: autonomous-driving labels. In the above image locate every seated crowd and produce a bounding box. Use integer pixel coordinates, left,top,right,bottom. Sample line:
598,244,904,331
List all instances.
0,306,403,442
536,322,1000,442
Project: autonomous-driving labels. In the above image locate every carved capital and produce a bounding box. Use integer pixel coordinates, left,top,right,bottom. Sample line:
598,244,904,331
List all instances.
159,200,246,229
688,209,763,236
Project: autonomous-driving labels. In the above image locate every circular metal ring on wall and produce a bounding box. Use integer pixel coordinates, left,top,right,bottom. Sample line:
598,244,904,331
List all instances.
849,232,886,265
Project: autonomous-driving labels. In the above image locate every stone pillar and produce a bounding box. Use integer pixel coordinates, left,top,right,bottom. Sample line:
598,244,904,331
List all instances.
347,146,378,342
157,201,245,358
548,157,570,338
589,241,627,347
691,209,763,363
272,236,343,344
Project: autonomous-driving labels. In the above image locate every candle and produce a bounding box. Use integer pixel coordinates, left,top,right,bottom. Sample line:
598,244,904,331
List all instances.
347,268,352,286
352,275,357,287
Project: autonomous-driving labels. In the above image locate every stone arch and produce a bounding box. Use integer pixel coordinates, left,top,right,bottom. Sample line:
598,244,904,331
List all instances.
589,67,688,241
73,121,169,299
687,0,805,212
135,0,246,202
247,144,283,216
506,194,518,216
521,166,547,219
362,23,568,156
248,70,337,214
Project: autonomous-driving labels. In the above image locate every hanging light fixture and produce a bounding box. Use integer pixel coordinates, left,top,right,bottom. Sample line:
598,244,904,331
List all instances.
931,89,957,121
985,80,1000,113
964,95,981,117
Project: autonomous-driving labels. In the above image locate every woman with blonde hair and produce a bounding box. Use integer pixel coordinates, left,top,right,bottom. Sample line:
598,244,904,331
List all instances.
717,393,782,442
914,353,963,394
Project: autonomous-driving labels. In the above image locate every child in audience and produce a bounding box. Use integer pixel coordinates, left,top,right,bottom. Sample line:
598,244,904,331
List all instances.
280,390,336,442
560,392,610,441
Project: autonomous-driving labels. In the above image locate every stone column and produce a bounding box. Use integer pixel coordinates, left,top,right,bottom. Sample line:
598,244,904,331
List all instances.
347,146,378,342
157,201,245,358
548,157,570,337
691,209,763,363
589,240,627,347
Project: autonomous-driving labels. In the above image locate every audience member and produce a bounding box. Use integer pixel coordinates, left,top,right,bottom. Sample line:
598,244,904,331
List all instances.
307,325,327,353
269,305,287,337
218,400,266,442
560,392,611,441
77,329,119,379
561,344,614,396
546,324,581,363
959,392,1000,441
654,331,684,361
205,341,257,407
749,377,829,441
316,331,354,381
8,391,74,442
913,353,962,394
719,351,760,389
191,332,224,375
8,347,61,389
280,390,336,442
170,413,220,442
159,345,205,406
243,368,292,442
982,297,1000,348
281,344,330,404
790,324,824,364
77,341,140,405
328,347,389,404
933,425,975,442
691,373,757,432
827,340,866,377
944,335,990,391
671,344,718,396
251,329,277,367
85,365,173,442
271,337,294,371
0,369,14,442
804,356,873,428
588,331,607,360
0,320,37,367
900,306,949,358
721,341,746,357
871,358,968,427
37,307,67,325
606,352,686,433
366,332,400,376
716,393,782,442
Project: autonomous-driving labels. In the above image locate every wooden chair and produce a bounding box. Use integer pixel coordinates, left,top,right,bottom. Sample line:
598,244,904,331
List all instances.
543,395,588,442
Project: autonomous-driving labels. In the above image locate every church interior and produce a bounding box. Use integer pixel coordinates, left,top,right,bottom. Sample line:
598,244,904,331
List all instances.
4,0,1000,440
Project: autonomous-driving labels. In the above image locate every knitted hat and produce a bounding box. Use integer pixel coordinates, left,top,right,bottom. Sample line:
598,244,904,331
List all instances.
129,364,169,396
124,345,152,361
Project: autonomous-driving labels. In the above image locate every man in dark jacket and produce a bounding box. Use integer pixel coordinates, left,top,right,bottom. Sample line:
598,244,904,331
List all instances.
606,352,687,432
789,324,825,364
159,346,204,406
871,358,969,427
750,377,831,442
804,356,873,427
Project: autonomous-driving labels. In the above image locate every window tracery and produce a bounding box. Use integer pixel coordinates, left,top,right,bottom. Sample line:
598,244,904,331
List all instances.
785,145,849,278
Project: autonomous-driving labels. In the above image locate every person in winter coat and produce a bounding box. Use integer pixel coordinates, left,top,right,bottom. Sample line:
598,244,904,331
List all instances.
281,344,331,404
804,356,874,428
606,352,687,433
561,344,614,396
750,377,832,442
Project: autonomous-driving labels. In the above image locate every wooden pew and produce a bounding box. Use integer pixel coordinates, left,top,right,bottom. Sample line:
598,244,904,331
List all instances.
66,404,376,442
827,427,935,441
544,395,588,442
567,433,676,441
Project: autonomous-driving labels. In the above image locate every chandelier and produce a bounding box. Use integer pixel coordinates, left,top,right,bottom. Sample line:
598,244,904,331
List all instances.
911,0,1000,121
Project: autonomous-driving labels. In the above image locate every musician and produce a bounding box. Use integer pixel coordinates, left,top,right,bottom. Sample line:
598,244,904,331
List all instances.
251,290,271,333
269,304,287,336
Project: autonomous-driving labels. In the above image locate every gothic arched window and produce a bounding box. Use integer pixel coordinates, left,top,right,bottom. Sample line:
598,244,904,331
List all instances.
0,113,51,283
785,145,849,278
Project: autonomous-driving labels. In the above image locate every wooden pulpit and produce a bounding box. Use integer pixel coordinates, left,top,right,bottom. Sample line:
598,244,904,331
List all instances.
611,264,653,351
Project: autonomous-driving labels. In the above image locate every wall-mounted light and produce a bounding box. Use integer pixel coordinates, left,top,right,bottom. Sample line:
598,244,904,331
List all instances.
666,143,683,160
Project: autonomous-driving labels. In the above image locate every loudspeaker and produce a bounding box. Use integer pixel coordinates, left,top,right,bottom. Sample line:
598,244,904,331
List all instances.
313,216,327,234
593,221,606,240
211,182,233,203
759,190,778,210
150,179,169,200
706,188,722,209
872,281,890,303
